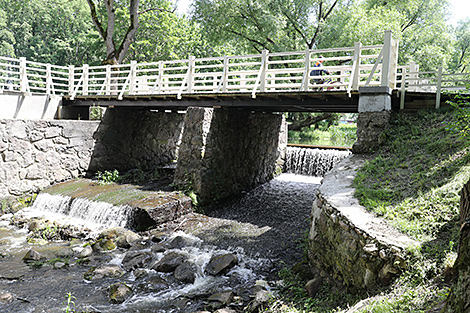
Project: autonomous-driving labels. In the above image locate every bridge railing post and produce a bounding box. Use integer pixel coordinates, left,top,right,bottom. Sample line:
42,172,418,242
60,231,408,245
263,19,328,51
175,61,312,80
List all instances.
259,50,269,92
19,57,29,94
105,65,111,95
381,30,393,88
83,64,89,96
302,49,311,91
46,63,52,95
68,65,74,96
409,61,418,92
188,56,195,93
129,60,137,95
352,42,361,90
436,66,443,109
218,56,229,92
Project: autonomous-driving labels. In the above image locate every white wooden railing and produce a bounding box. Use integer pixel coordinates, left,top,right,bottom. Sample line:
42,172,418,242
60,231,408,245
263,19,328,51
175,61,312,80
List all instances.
0,31,401,100
1,30,467,108
399,62,470,109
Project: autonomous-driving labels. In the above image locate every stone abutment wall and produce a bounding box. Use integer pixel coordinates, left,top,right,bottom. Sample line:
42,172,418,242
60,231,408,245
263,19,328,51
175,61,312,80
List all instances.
308,156,416,292
174,107,286,204
0,109,184,199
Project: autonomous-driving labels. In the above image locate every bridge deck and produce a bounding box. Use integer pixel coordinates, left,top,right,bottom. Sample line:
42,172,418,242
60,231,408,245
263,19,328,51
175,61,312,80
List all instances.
63,90,360,113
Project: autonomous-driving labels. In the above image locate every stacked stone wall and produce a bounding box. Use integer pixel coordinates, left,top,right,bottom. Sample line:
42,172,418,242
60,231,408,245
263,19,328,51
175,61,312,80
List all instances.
308,156,416,292
174,107,286,204
0,109,185,199
0,119,100,198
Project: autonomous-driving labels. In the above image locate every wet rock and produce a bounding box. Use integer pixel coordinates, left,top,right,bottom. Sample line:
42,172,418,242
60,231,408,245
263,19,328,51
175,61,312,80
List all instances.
0,292,14,304
149,230,168,242
100,227,141,249
208,291,234,306
174,261,197,283
92,238,116,252
169,235,199,249
148,276,169,291
78,245,93,258
133,268,148,280
53,261,66,269
27,238,48,245
23,249,43,262
108,282,132,304
305,277,323,298
173,297,190,310
151,243,166,253
27,219,46,232
122,251,152,271
205,253,238,276
215,309,237,313
84,265,124,281
246,290,272,312
153,252,188,273
56,247,75,258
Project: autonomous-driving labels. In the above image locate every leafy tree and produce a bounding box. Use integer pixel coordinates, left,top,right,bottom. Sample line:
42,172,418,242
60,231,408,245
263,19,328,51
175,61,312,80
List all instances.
450,18,470,72
127,0,210,62
192,0,342,54
0,0,101,66
0,9,15,58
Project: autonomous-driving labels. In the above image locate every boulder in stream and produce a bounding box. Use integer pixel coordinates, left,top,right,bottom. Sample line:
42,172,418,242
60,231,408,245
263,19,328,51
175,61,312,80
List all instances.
153,252,188,273
122,251,152,271
92,238,116,252
174,261,197,283
0,292,14,304
84,265,124,281
99,227,141,249
22,249,43,263
108,282,132,304
205,253,238,276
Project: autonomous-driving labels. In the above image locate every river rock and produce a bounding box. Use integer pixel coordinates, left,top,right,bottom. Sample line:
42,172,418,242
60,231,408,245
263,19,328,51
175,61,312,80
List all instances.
205,253,238,276
208,291,234,306
214,309,237,313
174,261,197,283
122,251,152,271
84,265,124,281
245,290,272,312
151,243,166,253
108,282,132,304
153,252,188,273
23,249,43,262
0,293,14,304
305,277,323,298
92,238,116,252
148,276,169,291
169,235,199,249
100,227,141,249
27,219,46,232
78,245,93,258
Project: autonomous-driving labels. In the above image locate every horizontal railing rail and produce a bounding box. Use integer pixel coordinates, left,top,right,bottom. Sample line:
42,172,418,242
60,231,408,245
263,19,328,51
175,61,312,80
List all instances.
400,62,470,109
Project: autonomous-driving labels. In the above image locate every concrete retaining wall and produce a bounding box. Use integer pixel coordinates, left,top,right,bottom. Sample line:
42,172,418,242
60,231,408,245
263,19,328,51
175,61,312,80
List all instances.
308,156,416,292
0,94,62,120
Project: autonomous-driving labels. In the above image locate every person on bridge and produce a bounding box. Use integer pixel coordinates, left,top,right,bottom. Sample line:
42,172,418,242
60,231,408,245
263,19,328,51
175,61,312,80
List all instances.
310,56,330,85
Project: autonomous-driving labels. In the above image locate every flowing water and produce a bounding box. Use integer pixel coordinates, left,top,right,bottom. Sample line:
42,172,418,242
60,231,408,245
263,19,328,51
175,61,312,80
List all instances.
0,150,346,312
285,146,351,176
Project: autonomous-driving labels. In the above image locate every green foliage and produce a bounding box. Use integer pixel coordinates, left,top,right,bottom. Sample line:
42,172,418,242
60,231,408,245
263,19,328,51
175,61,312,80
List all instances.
288,123,357,147
27,224,61,242
89,105,104,120
95,170,121,185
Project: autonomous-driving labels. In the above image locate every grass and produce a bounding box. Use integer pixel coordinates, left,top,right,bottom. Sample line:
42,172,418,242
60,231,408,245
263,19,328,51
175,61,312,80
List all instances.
288,123,357,147
350,107,470,312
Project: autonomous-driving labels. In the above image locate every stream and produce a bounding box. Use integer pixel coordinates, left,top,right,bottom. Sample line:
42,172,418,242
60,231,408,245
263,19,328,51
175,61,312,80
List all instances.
0,173,321,313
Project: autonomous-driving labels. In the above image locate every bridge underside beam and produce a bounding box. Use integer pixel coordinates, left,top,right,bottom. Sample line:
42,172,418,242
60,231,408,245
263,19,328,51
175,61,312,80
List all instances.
62,92,360,113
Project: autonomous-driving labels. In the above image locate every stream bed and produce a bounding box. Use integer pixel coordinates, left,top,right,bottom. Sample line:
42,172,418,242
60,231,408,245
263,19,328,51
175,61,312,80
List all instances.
0,173,321,313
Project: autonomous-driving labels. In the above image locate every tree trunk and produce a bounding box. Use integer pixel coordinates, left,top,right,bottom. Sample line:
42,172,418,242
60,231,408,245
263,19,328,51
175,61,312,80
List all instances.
443,179,470,312
289,113,334,131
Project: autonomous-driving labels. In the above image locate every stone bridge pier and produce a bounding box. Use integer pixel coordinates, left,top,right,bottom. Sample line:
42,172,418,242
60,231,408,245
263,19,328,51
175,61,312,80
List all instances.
174,107,286,205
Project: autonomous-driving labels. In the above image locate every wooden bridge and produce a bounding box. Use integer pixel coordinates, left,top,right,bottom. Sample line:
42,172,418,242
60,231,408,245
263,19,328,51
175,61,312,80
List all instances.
0,31,468,113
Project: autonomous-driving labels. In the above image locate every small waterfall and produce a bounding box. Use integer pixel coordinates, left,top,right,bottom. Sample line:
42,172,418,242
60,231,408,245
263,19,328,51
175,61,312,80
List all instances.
28,193,134,229
285,146,351,176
